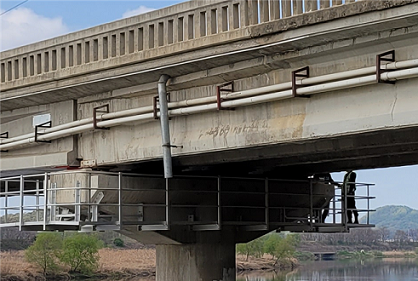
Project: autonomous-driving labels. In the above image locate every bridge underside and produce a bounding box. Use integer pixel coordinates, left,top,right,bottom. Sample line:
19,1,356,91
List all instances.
117,125,418,177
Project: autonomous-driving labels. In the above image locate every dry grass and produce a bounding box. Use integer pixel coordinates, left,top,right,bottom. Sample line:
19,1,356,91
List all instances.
381,251,416,258
0,248,156,279
0,251,39,277
98,248,156,272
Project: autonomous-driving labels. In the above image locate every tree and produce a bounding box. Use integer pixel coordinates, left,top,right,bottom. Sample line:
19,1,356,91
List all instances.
1,228,36,250
378,227,391,242
236,237,264,261
272,235,296,266
264,234,282,259
394,230,408,246
59,233,102,275
25,232,63,275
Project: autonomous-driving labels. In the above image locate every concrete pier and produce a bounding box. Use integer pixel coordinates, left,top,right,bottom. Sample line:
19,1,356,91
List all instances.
156,232,236,281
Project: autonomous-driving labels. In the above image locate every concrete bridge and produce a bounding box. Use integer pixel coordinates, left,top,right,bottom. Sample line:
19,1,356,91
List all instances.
2,0,418,280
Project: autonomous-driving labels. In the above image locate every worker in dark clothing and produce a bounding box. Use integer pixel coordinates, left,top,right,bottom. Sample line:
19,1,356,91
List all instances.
314,173,336,223
343,171,359,224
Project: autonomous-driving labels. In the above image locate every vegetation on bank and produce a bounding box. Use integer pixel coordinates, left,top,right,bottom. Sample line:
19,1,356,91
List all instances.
337,249,418,259
0,248,156,281
236,233,302,270
235,227,418,267
24,232,103,277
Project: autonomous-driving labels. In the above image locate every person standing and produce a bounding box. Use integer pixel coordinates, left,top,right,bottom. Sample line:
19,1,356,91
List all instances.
343,171,359,224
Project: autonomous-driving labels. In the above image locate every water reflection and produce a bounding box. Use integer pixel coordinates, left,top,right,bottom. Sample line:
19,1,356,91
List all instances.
93,259,418,281
237,259,418,281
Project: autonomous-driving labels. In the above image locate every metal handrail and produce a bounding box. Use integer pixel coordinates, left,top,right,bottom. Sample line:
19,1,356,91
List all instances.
0,170,375,231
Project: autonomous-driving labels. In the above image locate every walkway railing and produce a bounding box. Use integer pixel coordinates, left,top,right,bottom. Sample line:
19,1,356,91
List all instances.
0,170,374,232
0,0,361,87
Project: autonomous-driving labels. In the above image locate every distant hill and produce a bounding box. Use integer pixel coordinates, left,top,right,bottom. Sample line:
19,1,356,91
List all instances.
361,205,418,232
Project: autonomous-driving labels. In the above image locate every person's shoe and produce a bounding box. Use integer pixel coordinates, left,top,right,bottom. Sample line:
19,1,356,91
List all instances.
354,220,359,224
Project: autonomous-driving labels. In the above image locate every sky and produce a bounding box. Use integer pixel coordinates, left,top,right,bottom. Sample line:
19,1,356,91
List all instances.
0,0,418,211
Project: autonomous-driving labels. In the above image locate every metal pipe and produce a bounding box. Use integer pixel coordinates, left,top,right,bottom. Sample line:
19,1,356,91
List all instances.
1,66,418,151
158,74,172,178
3,58,418,145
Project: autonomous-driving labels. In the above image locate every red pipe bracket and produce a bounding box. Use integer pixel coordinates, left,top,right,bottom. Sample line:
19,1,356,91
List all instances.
93,104,110,130
292,66,310,98
376,50,396,84
216,81,235,110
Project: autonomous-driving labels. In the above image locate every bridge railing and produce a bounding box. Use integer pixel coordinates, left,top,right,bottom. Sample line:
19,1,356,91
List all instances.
320,180,375,230
0,0,359,89
1,170,374,232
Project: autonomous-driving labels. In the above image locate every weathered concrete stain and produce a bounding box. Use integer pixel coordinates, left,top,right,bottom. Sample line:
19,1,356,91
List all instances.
267,100,307,142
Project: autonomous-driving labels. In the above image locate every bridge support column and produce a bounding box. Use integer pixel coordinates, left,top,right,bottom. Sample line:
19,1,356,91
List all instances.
156,241,236,281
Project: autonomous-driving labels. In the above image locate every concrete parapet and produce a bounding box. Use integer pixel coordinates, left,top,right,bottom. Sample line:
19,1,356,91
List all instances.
3,0,417,110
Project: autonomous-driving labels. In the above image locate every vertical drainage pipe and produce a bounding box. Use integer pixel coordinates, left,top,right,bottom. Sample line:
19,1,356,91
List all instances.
158,74,173,178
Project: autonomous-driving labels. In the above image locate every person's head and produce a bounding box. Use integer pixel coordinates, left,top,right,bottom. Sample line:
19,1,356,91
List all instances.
349,172,356,182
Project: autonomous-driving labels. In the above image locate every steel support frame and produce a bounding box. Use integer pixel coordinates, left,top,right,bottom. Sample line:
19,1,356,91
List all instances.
35,121,52,143
93,104,110,130
376,50,396,84
153,93,170,120
292,66,310,98
0,132,8,152
216,81,234,110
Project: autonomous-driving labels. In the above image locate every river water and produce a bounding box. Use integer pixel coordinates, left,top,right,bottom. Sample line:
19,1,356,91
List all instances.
237,259,418,281
99,258,417,281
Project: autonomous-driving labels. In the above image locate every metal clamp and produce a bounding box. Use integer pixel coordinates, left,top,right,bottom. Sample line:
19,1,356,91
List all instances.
35,121,52,143
292,66,310,98
216,81,234,110
376,50,395,84
1,132,8,152
93,104,110,130
153,96,160,120
153,93,170,120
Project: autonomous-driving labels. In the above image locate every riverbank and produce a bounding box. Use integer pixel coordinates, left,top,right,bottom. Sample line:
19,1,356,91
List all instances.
1,249,298,280
1,249,415,280
236,254,298,272
0,249,156,281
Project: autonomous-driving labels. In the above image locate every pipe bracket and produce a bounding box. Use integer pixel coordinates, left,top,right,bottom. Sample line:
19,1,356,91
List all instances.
153,93,170,119
35,121,52,143
93,104,110,130
1,132,9,152
376,50,396,84
292,66,310,98
216,82,235,110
